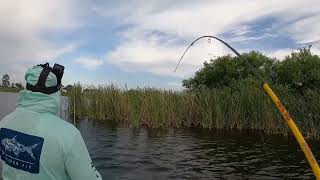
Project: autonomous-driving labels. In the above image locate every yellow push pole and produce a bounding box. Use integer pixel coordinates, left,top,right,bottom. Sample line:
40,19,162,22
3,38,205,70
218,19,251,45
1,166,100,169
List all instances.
263,83,320,178
175,35,320,179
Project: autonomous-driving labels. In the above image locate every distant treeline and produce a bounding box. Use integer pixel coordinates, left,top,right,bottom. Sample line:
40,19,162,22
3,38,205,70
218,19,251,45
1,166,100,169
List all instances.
69,48,320,139
0,74,24,89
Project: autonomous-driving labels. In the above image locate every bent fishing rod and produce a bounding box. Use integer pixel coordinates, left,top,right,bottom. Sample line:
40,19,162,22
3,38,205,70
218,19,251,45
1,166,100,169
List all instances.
174,35,320,179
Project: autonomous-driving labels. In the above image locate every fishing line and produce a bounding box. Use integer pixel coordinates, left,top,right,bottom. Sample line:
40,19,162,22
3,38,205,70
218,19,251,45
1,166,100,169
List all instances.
174,35,320,178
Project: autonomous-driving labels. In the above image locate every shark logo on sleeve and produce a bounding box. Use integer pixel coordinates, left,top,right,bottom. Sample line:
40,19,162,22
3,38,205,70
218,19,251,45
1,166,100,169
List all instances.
0,128,44,174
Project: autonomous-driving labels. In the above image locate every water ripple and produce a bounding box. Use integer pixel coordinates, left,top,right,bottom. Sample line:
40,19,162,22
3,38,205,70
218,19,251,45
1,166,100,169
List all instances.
77,120,319,180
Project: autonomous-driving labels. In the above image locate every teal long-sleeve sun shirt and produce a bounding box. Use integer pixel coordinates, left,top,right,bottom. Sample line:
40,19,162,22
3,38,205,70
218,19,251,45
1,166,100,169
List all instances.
0,90,102,180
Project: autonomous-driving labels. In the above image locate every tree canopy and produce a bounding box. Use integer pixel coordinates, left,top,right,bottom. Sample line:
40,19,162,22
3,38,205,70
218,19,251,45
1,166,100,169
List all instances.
183,48,320,93
2,74,10,87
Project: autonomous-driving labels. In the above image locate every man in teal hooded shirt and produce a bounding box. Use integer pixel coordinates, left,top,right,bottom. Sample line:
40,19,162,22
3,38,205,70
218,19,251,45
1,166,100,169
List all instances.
0,63,102,180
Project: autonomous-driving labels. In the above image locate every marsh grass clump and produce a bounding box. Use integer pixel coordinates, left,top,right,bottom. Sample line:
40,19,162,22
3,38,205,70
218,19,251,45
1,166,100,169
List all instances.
69,83,320,139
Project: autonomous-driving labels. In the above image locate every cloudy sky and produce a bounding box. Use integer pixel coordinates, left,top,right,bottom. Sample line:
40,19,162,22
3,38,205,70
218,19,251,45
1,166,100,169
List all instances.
0,0,320,89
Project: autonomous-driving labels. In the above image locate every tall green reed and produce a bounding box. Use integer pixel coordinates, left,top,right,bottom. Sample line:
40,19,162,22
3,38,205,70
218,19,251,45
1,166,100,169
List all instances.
69,83,320,139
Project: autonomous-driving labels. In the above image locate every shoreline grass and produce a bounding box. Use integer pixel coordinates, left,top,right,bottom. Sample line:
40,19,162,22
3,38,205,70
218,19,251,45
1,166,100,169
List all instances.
69,83,320,139
0,87,21,93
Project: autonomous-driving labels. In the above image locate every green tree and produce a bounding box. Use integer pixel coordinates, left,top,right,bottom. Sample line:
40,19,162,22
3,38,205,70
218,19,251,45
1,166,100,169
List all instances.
275,47,320,92
183,51,276,89
183,48,320,94
15,83,24,89
2,74,10,87
65,85,74,92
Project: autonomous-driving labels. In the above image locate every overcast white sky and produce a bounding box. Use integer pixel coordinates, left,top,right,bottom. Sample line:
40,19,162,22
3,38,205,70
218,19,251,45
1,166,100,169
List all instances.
0,0,320,89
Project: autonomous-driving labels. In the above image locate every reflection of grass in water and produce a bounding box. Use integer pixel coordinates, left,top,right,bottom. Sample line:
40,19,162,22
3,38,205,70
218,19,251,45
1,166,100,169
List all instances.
69,83,320,139
0,87,21,93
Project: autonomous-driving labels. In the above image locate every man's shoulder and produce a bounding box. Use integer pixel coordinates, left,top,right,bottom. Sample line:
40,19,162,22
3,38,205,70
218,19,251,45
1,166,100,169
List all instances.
42,114,79,134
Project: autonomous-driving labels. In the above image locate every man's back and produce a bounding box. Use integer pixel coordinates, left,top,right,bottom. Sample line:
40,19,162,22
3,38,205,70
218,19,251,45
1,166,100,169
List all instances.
0,64,102,180
1,109,70,179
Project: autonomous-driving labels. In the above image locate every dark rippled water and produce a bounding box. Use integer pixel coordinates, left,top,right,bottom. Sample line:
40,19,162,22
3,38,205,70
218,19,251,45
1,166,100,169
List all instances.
76,119,319,179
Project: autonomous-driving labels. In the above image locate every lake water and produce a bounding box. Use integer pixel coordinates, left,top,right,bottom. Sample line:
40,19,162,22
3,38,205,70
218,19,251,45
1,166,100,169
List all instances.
1,92,319,179
0,92,17,119
77,119,319,179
